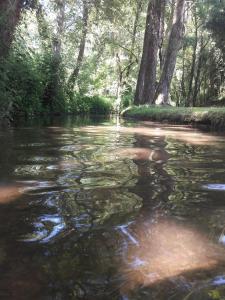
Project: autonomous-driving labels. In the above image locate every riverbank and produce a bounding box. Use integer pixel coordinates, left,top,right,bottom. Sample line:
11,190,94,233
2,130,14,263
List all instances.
122,106,225,130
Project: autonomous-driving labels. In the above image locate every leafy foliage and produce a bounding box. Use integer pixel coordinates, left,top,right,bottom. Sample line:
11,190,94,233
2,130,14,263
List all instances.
0,52,44,119
69,94,113,115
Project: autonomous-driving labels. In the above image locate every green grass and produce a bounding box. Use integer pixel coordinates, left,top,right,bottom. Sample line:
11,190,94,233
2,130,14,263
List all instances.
122,106,225,129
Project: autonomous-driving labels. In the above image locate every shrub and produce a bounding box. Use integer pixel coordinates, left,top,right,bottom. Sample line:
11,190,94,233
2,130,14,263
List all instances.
0,51,45,120
122,94,133,109
68,94,113,115
0,47,67,122
89,96,112,115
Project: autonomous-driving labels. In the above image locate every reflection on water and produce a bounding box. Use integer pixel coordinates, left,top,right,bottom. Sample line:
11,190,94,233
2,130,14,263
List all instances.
0,185,24,204
1,117,225,299
0,181,57,204
115,148,169,163
21,214,66,243
203,184,225,191
80,123,225,146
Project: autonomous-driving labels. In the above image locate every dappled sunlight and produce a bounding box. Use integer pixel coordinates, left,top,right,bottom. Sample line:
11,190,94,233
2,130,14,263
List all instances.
0,185,24,204
203,184,225,191
115,148,169,163
0,181,57,204
47,127,69,133
79,124,224,146
58,160,83,170
119,217,225,296
141,121,195,131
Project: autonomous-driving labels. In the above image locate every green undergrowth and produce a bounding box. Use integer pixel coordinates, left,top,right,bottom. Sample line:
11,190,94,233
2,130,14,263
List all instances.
68,94,113,115
122,106,225,129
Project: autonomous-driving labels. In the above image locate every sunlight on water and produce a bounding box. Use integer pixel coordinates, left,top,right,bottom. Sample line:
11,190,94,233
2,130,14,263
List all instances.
80,124,225,146
118,224,139,246
20,214,66,243
115,148,169,163
0,185,24,204
0,181,58,204
203,184,225,191
119,216,225,296
212,276,225,286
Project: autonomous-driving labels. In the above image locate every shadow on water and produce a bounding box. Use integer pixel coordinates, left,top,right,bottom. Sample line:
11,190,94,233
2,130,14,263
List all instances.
1,118,225,299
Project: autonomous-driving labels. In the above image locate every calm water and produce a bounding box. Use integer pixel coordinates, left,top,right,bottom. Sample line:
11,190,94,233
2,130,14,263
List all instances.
1,117,225,299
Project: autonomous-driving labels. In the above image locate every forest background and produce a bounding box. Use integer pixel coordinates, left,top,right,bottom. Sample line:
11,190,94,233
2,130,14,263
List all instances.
0,0,225,125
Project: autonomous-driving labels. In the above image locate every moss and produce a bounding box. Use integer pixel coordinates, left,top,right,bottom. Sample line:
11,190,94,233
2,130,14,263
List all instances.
122,106,225,130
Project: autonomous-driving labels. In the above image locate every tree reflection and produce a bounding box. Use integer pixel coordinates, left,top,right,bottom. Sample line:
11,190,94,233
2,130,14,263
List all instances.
117,132,225,300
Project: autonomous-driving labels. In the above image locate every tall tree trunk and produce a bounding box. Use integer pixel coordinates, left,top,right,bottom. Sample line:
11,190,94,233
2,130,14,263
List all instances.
192,36,208,106
159,0,175,70
181,45,187,101
186,6,198,107
192,55,202,107
38,0,65,111
51,0,65,104
67,0,89,92
155,0,186,105
158,0,166,70
134,0,165,105
115,0,143,112
0,0,22,59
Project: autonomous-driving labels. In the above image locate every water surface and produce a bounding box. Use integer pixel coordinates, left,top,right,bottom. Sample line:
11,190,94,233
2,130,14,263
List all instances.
1,117,225,299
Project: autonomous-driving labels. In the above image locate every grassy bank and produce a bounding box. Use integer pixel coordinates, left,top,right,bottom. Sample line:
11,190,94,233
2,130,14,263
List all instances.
122,106,225,129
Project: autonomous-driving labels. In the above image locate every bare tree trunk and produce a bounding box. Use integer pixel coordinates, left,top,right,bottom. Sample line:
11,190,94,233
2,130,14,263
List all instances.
192,56,202,107
192,36,209,106
186,6,198,106
0,0,22,59
181,45,187,101
158,0,166,70
134,0,165,105
155,0,186,105
51,0,65,103
67,0,89,92
54,0,65,56
159,0,175,70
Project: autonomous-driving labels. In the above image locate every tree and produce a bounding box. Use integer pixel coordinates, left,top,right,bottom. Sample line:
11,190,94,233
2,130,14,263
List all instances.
67,0,89,92
49,0,66,110
126,0,143,80
0,0,22,59
186,3,198,106
0,0,35,59
134,0,165,105
36,0,66,111
155,0,186,105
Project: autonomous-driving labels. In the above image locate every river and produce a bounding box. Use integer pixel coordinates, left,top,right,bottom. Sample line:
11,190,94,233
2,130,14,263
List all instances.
1,116,225,299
